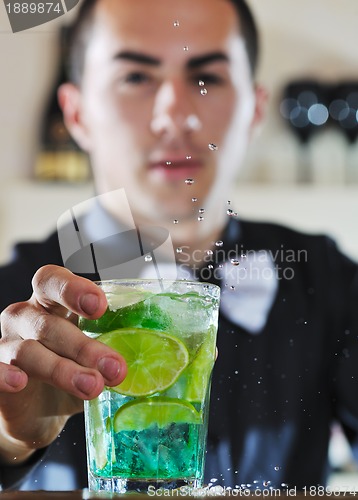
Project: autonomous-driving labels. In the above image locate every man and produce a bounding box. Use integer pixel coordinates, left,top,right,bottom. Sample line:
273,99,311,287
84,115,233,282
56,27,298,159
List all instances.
0,0,358,491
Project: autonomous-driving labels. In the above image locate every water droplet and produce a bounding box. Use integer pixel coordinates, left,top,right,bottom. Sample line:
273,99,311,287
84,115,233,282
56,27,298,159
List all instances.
176,247,183,254
227,209,234,216
274,466,281,471
186,155,192,160
215,240,223,247
206,250,213,256
230,285,235,291
198,208,205,214
263,480,271,487
208,143,218,151
198,216,204,222
210,478,218,483
234,370,239,374
166,161,172,165
218,264,223,269
199,80,205,87
173,219,179,224
208,264,213,269
185,178,194,185
144,254,152,262
230,258,240,266
192,197,198,202
241,253,247,258
173,20,179,27
227,200,231,205
183,46,189,51
200,88,208,96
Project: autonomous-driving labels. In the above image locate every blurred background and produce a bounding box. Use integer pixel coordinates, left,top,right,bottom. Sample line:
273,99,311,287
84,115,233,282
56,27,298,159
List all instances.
0,0,358,486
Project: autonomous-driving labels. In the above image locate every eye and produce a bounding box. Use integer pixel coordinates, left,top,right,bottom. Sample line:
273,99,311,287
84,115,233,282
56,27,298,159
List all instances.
194,73,224,86
123,72,151,85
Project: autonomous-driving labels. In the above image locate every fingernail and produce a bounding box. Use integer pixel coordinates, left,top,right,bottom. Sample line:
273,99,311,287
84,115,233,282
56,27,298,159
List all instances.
80,294,99,315
5,369,25,388
73,373,97,396
98,357,121,381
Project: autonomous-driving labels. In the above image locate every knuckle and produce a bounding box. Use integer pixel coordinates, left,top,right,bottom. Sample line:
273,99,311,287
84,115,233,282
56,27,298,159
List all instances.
73,337,95,365
31,265,57,292
0,301,27,332
57,279,72,304
50,358,69,387
32,265,65,301
32,313,53,343
13,338,37,361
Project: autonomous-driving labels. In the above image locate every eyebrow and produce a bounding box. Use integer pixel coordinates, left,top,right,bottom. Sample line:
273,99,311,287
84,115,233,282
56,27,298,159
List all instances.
113,50,229,68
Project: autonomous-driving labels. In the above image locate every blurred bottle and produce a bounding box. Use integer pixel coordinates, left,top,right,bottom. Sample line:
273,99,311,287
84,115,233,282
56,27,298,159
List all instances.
35,26,89,182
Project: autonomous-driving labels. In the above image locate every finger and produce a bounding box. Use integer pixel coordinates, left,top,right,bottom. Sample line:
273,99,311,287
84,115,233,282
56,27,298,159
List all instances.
1,303,127,387
31,265,107,319
6,339,106,400
0,363,28,393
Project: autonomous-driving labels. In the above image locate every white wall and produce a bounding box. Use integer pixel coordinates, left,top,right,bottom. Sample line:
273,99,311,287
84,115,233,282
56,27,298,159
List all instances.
1,0,358,183
0,0,357,263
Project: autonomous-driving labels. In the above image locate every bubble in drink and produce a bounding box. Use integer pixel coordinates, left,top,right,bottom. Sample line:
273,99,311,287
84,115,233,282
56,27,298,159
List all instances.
208,143,218,151
192,197,198,202
144,255,152,262
173,219,179,224
198,208,205,214
198,216,204,222
185,178,194,185
230,259,240,266
173,20,179,27
176,247,183,254
215,241,223,247
186,155,192,160
166,161,172,165
183,46,189,51
199,80,205,87
227,209,234,216
200,88,208,96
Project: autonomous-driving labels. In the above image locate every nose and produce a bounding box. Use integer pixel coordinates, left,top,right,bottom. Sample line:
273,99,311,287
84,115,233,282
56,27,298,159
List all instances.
150,79,202,137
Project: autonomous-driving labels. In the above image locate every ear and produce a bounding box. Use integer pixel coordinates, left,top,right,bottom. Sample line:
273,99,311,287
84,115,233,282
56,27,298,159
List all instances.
249,83,268,139
57,83,91,152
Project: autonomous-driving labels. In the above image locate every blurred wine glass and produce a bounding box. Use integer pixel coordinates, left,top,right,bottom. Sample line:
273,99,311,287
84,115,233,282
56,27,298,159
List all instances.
280,80,330,183
329,82,358,183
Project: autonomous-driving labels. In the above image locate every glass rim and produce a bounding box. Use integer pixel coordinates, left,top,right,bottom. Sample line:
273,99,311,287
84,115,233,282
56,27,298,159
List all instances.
93,278,220,294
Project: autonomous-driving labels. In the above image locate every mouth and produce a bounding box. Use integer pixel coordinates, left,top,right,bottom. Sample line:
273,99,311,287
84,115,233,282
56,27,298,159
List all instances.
149,157,203,182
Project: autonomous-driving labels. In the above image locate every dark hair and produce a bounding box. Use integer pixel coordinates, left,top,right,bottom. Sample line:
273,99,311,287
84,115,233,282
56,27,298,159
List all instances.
65,0,259,85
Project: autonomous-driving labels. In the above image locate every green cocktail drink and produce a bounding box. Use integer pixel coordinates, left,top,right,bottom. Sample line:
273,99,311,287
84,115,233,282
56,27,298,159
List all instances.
79,279,220,494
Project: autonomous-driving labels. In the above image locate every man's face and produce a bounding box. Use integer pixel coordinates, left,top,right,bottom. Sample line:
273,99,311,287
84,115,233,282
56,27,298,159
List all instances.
74,0,261,224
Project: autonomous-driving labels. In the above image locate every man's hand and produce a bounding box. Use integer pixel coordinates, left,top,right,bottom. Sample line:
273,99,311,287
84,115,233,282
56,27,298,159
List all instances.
0,265,127,465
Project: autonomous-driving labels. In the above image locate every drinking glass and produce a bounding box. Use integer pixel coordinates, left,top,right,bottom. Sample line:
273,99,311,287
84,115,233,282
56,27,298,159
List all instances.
79,279,220,494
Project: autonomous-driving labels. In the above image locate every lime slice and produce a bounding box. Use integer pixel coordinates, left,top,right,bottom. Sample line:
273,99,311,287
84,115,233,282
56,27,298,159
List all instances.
87,398,109,470
113,396,202,432
106,288,153,311
98,328,189,396
166,326,216,403
182,339,215,403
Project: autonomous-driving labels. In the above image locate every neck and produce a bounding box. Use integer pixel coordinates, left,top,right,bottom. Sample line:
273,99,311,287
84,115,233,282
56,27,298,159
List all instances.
103,197,229,267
